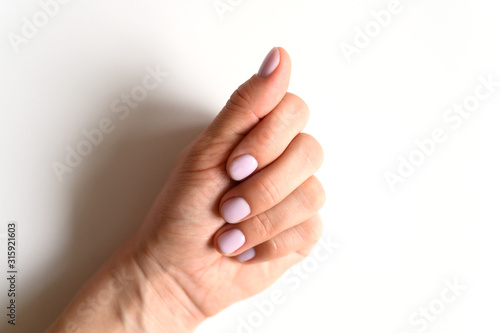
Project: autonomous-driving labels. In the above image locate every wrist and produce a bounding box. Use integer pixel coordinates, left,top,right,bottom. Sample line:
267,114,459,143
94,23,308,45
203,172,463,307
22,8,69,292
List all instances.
131,236,207,332
46,235,204,333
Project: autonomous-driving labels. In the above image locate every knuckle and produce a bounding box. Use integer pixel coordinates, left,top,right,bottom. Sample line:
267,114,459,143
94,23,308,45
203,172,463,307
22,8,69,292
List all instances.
300,216,323,245
255,125,276,148
311,218,324,243
253,211,275,239
227,81,255,113
282,93,310,121
267,237,282,257
294,133,324,171
254,176,282,206
301,177,326,211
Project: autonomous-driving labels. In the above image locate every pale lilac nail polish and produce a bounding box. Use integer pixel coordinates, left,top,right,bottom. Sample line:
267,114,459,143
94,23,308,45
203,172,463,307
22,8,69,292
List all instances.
229,154,258,181
221,197,251,223
257,47,280,78
237,248,256,262
218,229,245,254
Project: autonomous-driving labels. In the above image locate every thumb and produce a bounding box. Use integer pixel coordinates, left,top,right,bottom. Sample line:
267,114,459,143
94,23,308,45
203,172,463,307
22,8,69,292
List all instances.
190,47,292,166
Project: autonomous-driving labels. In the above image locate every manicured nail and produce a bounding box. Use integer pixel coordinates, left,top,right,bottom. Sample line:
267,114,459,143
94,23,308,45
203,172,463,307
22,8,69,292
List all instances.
257,47,280,78
229,154,258,181
218,229,245,254
221,197,251,223
237,248,256,262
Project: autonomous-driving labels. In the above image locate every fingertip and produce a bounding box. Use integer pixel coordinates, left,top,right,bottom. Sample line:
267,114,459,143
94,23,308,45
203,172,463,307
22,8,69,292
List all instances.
257,47,280,78
276,47,292,79
258,46,291,82
227,154,258,181
237,247,256,262
220,197,251,223
217,228,246,255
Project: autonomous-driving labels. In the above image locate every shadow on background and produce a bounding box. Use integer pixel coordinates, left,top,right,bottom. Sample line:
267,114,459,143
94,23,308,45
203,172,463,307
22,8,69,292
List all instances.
2,100,213,332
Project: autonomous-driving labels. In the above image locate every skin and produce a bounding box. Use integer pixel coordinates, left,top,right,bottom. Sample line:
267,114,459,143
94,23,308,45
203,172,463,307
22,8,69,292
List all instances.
45,47,325,333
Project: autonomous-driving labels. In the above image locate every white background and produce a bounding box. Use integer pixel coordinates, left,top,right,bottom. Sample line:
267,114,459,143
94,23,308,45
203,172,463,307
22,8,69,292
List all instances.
1,0,500,332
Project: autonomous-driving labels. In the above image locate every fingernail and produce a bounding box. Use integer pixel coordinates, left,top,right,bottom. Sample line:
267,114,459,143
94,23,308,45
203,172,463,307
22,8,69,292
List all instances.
257,47,280,78
218,229,245,254
229,154,258,181
237,248,256,262
221,197,251,223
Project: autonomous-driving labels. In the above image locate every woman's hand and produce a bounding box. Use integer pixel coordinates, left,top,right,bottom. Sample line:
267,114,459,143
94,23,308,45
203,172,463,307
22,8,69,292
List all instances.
46,47,325,333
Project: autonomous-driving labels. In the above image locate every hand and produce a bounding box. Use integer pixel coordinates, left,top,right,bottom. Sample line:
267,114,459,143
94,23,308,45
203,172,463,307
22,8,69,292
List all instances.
135,46,325,325
46,47,325,333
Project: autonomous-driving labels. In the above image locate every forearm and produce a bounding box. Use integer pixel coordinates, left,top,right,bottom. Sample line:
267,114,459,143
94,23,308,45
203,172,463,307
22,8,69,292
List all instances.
45,236,204,333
